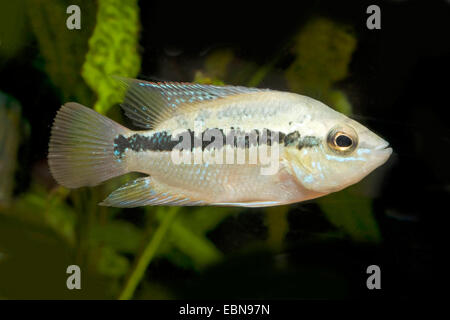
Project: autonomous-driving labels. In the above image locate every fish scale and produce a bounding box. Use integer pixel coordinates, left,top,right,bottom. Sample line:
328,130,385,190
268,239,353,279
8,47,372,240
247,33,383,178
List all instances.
124,148,290,203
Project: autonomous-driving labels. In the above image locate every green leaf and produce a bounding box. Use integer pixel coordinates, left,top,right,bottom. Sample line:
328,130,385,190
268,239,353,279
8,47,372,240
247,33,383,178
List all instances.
164,216,224,270
265,205,289,251
177,207,236,235
286,17,356,98
26,0,97,105
193,49,234,85
153,207,227,271
96,246,130,278
326,89,353,116
137,281,175,300
0,1,29,64
204,49,234,79
81,0,141,114
7,184,77,245
167,205,242,270
317,186,381,243
89,220,143,253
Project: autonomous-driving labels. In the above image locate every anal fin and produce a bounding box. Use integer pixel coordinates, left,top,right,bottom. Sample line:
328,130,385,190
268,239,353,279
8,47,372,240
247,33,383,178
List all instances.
99,177,205,208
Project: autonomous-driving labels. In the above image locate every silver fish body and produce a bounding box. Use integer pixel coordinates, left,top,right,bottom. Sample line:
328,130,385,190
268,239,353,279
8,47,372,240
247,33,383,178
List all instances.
48,79,392,207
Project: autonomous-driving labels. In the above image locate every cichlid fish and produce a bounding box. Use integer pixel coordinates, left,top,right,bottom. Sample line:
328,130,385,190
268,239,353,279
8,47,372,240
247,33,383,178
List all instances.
48,78,392,208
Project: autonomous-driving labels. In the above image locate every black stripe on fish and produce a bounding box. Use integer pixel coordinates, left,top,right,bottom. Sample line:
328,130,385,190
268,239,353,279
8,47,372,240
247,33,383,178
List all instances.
113,129,319,156
284,131,300,146
296,135,321,149
113,131,177,156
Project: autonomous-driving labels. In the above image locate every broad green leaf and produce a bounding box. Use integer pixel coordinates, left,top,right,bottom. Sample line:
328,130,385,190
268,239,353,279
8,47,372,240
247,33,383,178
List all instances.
7,184,76,245
156,208,226,270
326,89,353,116
165,217,224,270
137,282,175,300
317,186,382,243
26,0,96,105
177,207,236,235
82,0,141,114
265,205,289,251
193,71,225,85
0,1,29,64
89,220,143,253
204,49,234,79
286,17,356,98
96,246,130,278
193,49,234,85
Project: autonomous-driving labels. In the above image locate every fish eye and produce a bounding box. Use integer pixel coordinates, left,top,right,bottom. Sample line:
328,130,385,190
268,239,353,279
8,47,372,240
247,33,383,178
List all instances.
327,126,358,153
335,133,352,148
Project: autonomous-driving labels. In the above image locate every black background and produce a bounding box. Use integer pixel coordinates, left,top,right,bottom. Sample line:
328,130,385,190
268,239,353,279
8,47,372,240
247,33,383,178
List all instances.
0,0,447,300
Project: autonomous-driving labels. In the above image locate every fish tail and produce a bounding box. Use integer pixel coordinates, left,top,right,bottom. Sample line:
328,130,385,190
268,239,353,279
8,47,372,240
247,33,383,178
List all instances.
48,103,130,188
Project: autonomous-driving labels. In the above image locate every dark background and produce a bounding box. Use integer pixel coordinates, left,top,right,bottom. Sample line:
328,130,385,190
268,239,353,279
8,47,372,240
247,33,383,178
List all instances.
0,0,447,299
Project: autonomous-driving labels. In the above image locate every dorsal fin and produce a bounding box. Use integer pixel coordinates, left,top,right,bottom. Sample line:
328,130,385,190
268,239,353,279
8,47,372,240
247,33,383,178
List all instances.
115,77,270,129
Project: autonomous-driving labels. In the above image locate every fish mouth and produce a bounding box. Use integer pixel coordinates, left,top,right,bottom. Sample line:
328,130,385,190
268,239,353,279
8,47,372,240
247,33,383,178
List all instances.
381,146,393,158
374,141,392,152
374,142,393,164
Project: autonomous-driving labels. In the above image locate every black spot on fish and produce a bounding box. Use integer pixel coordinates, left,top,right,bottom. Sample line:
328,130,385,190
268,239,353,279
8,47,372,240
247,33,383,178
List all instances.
284,131,300,146
114,135,129,155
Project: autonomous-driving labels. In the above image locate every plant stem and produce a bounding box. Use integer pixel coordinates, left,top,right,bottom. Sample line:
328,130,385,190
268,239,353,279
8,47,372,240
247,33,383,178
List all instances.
118,207,178,300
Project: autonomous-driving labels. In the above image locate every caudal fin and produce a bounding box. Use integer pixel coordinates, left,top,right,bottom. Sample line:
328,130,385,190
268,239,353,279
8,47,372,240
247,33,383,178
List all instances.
48,103,130,188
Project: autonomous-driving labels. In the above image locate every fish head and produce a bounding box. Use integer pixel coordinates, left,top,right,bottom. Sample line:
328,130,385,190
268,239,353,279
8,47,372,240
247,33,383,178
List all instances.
284,100,392,194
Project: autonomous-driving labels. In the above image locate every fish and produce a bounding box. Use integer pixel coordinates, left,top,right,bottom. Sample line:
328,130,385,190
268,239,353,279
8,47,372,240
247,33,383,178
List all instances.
48,78,392,208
